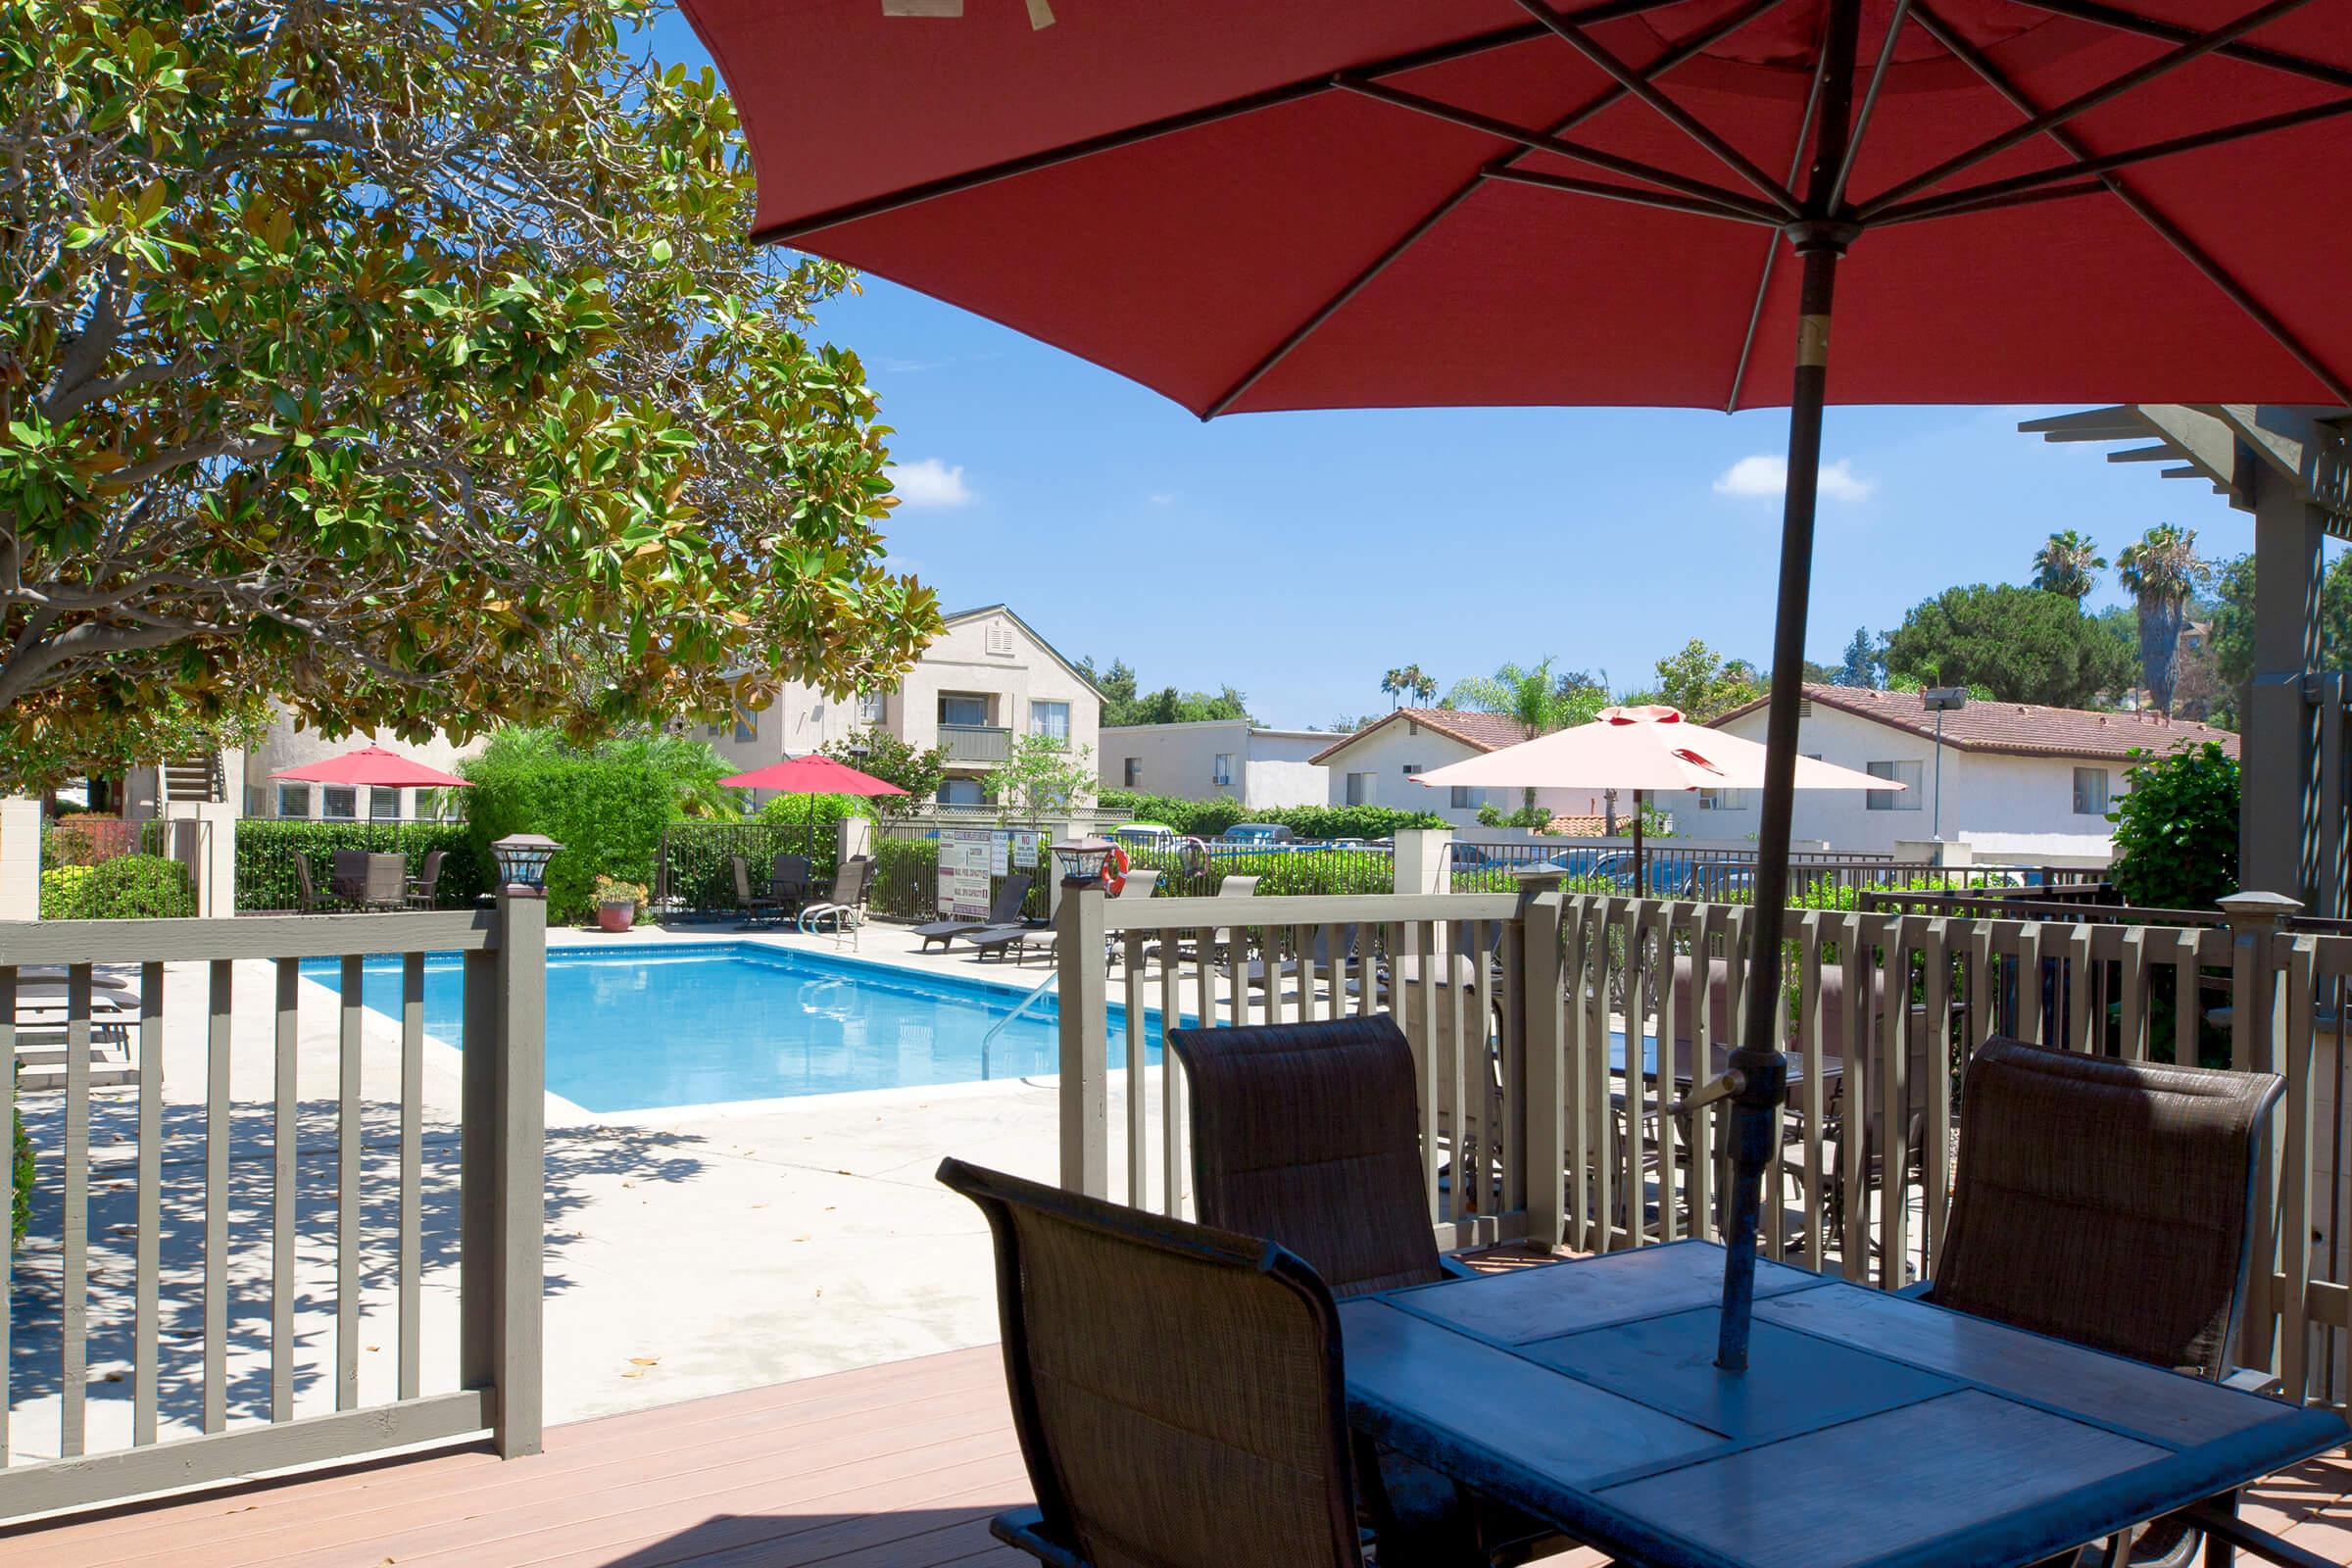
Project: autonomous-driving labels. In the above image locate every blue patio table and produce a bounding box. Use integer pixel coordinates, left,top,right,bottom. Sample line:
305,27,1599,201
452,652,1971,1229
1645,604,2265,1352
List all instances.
1342,1240,2348,1568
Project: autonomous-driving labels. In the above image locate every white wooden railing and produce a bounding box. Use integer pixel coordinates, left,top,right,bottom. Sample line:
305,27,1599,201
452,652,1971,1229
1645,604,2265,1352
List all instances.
0,894,545,1519
1053,880,2352,1413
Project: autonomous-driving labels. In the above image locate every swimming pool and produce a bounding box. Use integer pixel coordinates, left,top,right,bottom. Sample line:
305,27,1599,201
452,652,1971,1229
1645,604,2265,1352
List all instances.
300,942,1162,1112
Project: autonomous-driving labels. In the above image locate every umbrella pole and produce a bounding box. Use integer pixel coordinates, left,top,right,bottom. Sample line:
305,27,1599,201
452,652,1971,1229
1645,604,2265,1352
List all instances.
1632,789,1644,897
1717,0,1863,1375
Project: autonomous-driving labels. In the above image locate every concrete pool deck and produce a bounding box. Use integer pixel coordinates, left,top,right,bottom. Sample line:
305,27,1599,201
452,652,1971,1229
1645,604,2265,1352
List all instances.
7,915,1177,1467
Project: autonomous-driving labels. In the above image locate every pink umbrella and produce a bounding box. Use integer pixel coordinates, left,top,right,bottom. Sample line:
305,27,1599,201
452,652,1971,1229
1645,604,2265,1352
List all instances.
270,745,471,790
721,754,908,856
1413,705,1894,893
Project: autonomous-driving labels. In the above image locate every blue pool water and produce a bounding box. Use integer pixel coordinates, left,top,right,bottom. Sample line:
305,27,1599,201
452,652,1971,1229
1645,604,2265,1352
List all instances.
300,943,1162,1112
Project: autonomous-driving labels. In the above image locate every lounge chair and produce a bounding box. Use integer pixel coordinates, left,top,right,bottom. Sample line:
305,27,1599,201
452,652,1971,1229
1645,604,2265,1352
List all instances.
1164,1014,1560,1566
797,855,875,936
1142,872,1258,969
935,1156,1378,1568
1913,1038,2285,1568
961,869,1159,963
910,872,1032,953
730,856,786,926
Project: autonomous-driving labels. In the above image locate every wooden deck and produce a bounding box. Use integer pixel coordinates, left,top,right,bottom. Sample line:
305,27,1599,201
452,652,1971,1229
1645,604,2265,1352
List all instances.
0,1345,2347,1567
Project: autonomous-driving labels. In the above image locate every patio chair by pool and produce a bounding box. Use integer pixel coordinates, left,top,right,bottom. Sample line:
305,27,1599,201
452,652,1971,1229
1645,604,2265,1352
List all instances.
798,855,875,936
295,857,345,914
935,1156,1372,1568
769,853,813,915
962,868,1158,963
730,856,786,926
912,872,1032,953
330,848,368,903
1916,1037,2283,1568
1141,873,1259,970
405,848,448,909
1166,1014,1560,1566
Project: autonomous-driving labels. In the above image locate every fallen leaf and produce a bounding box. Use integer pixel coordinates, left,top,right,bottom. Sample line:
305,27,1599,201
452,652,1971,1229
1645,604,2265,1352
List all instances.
629,1355,660,1366
749,1201,768,1209
620,1369,644,1379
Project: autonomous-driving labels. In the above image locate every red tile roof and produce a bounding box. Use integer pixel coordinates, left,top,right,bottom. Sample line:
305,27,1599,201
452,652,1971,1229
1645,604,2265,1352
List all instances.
1710,683,2240,762
1307,708,1536,765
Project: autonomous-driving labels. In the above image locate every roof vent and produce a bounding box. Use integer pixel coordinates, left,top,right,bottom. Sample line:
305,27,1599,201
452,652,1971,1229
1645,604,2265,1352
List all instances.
1797,698,1812,719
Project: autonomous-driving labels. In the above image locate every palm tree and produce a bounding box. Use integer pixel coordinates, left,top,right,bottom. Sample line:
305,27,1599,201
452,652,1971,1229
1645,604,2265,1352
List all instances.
1380,663,1436,709
2032,529,2108,603
2116,524,2211,716
1446,660,1597,817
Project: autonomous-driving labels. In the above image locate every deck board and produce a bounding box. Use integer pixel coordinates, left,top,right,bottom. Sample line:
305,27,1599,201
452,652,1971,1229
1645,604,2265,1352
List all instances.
0,1345,2345,1568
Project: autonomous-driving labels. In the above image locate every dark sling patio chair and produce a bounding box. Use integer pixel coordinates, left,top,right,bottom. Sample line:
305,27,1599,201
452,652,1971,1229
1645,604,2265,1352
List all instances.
768,853,813,915
912,871,1032,953
405,848,448,909
730,856,785,926
936,1156,1372,1568
1166,1015,1563,1567
1917,1038,2287,1568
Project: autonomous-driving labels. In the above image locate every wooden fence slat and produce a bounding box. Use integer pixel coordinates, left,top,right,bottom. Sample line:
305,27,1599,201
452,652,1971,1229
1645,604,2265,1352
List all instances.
1415,921,1439,1221
205,960,231,1434
2119,927,2147,1062
1922,921,1952,1277
133,962,164,1446
61,965,91,1457
273,957,298,1423
1838,918,1869,1283
0,967,12,1466
1160,941,1183,1218
1448,920,1470,1225
337,956,364,1410
1798,914,1826,1272
401,952,425,1402
1688,905,1715,1247
1124,933,1146,1211
1655,906,1682,1247
2282,939,2318,1402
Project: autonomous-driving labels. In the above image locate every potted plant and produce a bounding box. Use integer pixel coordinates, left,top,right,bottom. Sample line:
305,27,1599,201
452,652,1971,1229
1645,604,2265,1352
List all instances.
593,875,648,933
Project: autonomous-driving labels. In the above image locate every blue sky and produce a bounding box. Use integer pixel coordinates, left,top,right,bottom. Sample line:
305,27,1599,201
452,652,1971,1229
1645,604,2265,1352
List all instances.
647,14,2266,733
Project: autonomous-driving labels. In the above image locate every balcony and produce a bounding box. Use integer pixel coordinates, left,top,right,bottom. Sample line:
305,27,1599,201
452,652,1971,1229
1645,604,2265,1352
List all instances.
937,724,1011,764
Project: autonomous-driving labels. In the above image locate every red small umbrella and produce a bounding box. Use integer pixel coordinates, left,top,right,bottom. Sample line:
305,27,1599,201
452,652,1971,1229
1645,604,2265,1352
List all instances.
721,754,909,857
270,745,471,790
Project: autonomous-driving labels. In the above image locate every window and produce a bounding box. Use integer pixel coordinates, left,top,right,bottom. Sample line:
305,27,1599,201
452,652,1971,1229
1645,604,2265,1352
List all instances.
1401,761,1424,776
705,721,724,739
277,783,312,819
1449,785,1475,810
858,691,888,724
322,786,357,821
732,702,758,744
940,695,989,728
2073,767,2111,815
1698,788,1750,810
1212,753,1234,787
937,777,986,806
1346,771,1373,806
1123,757,1143,787
1031,701,1071,745
369,787,401,821
1867,760,1923,811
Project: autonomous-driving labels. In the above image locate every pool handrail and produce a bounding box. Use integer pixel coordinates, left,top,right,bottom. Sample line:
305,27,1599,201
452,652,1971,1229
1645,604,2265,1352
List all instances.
981,967,1060,1081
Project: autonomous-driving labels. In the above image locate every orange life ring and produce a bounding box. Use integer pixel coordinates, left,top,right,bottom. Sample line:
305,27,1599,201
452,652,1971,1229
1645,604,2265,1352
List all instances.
1102,844,1130,897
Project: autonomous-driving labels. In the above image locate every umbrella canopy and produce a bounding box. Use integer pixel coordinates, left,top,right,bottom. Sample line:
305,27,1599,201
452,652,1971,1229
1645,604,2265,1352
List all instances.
720,755,910,797
683,0,2352,1369
1412,704,1897,793
270,745,470,790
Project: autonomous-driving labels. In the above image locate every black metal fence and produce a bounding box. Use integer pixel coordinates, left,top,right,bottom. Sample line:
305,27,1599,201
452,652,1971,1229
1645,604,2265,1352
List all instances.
656,821,845,918
1119,840,1396,899
1449,837,2106,906
39,817,210,918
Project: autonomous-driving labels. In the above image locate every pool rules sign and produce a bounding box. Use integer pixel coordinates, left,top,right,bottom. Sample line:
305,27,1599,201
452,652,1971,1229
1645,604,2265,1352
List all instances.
939,829,994,920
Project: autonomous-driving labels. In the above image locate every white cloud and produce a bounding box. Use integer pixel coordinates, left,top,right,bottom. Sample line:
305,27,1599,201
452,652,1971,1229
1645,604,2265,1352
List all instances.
1148,491,1176,507
1711,454,1876,504
887,458,974,509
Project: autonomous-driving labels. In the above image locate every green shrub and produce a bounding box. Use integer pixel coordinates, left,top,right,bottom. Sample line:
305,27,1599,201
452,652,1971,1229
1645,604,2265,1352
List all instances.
40,855,194,918
12,1102,29,1249
235,821,488,912
2108,741,2239,910
1095,791,1444,840
465,752,675,924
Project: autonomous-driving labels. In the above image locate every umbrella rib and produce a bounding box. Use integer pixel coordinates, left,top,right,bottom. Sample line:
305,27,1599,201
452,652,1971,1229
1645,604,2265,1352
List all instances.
1482,167,1782,223
1200,0,1792,419
2005,0,2352,93
1855,0,2320,219
750,1,1691,245
1908,0,2352,408
1337,77,1788,222
1862,93,2352,225
1826,0,1913,214
1869,177,2112,224
1510,0,1802,216
1725,28,1834,413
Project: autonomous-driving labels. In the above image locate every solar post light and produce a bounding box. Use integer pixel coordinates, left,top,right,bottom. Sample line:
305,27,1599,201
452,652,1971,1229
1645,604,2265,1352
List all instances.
490,834,563,897
1050,838,1115,889
1921,688,1969,842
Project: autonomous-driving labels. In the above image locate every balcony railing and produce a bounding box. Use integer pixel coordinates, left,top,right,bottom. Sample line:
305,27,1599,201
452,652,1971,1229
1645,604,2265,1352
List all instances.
1053,882,2352,1414
937,724,1011,764
0,897,546,1518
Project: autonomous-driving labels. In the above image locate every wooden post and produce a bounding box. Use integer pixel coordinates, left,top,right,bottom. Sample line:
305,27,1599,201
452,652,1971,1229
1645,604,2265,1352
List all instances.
463,888,547,1457
1517,884,1567,1250
2241,474,2324,906
2221,889,2300,1379
1056,881,1108,1196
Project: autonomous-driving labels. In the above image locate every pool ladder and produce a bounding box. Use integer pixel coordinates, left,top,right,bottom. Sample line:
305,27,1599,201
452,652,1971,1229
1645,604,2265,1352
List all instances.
979,969,1059,1081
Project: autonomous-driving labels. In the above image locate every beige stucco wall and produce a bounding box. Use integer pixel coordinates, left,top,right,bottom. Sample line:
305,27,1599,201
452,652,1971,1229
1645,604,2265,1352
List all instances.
1315,716,1601,828
1098,721,1329,809
243,711,485,821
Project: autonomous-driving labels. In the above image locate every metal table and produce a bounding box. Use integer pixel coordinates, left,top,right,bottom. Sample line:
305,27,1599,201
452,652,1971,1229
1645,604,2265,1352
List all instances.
1343,1241,2348,1568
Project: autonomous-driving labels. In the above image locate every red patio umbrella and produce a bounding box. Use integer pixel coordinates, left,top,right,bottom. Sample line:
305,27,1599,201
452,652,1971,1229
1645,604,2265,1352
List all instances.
681,0,2352,1366
721,754,909,857
270,745,471,790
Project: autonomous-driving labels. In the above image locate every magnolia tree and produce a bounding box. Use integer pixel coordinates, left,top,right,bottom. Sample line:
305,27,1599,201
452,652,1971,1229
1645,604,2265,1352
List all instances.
0,0,940,786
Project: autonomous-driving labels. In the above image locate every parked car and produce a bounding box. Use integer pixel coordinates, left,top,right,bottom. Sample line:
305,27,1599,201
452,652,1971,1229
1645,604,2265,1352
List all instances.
1220,822,1297,847
1108,822,1178,848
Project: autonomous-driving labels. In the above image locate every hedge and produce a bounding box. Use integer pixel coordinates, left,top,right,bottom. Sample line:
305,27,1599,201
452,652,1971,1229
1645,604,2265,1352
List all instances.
40,855,195,919
661,821,842,914
236,821,490,912
12,1106,28,1249
464,753,676,924
1094,791,1444,841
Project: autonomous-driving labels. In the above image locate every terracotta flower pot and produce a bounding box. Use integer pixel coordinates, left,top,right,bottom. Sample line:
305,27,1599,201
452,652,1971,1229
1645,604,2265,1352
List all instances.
597,901,637,933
